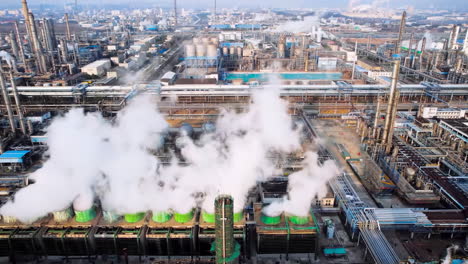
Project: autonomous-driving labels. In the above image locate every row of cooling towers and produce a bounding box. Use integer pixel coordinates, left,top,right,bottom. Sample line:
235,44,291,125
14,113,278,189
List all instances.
184,37,243,58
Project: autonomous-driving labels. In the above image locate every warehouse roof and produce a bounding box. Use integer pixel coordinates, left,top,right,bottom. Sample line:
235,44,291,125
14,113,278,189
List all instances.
0,150,30,163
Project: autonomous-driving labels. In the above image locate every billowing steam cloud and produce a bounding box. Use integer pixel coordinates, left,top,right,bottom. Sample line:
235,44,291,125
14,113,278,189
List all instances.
0,87,338,222
263,152,339,217
271,16,320,34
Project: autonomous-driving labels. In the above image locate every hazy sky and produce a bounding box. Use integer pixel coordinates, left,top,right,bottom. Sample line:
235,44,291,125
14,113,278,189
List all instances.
0,0,466,10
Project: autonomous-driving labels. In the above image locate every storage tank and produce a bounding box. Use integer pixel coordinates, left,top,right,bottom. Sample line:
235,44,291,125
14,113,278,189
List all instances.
236,47,242,57
229,47,235,56
222,46,229,56
196,44,206,57
201,37,210,44
193,37,200,44
185,44,196,57
405,167,416,182
152,211,172,223
174,210,194,223
207,44,217,57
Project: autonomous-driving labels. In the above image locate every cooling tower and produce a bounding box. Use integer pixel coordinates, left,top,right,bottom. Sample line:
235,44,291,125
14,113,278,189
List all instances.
74,208,96,223
260,214,281,225
202,211,215,223
174,210,194,223
152,211,172,223
103,211,121,223
53,208,73,222
124,212,145,223
288,215,308,225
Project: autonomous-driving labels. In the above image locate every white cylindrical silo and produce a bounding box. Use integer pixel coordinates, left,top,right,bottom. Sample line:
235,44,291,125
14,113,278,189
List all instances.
207,44,217,57
236,47,242,57
210,37,219,45
185,44,195,57
193,37,200,44
196,44,206,57
201,37,210,44
229,47,235,56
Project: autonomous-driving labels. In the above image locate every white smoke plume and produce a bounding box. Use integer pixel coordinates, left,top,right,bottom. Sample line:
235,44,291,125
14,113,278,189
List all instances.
262,151,339,217
442,245,459,264
0,86,337,222
0,50,17,71
271,16,320,34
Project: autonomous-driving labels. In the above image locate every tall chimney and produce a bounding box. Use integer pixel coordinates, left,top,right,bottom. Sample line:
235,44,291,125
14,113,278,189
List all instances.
14,21,29,72
9,72,26,135
405,32,414,67
20,0,33,42
0,71,16,133
395,11,406,57
28,12,47,74
174,0,178,28
448,25,460,50
8,32,20,59
381,60,400,154
65,13,71,41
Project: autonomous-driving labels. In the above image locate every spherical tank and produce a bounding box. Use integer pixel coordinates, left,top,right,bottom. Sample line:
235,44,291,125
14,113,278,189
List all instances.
185,44,195,57
195,44,206,57
207,44,218,57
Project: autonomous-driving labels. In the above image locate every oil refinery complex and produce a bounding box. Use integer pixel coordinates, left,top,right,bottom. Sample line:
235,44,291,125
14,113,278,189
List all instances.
0,1,467,263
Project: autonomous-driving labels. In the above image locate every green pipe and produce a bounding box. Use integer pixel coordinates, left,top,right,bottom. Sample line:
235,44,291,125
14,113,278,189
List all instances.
152,211,172,223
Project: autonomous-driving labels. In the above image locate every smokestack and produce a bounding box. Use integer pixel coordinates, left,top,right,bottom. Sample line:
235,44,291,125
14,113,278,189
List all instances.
0,71,16,133
9,72,26,135
405,32,414,67
8,32,19,60
65,13,71,41
395,11,406,57
20,0,33,42
215,195,237,264
60,39,69,63
464,29,468,56
448,25,460,50
174,0,178,28
373,96,381,139
419,37,426,71
213,0,217,23
14,21,28,72
28,12,48,74
381,60,400,154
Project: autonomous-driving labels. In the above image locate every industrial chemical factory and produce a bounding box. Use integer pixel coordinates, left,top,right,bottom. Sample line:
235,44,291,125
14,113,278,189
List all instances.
0,0,467,263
